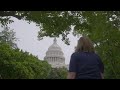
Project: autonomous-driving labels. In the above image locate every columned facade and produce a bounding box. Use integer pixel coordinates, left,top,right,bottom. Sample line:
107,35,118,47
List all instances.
44,38,66,68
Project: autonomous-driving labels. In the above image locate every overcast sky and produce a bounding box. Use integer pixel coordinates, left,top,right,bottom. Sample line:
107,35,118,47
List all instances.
2,17,80,64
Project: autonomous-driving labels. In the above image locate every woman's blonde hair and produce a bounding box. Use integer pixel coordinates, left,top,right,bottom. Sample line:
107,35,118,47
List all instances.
75,36,95,53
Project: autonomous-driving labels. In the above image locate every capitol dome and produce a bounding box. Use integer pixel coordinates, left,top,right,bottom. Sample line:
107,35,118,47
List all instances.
44,38,65,68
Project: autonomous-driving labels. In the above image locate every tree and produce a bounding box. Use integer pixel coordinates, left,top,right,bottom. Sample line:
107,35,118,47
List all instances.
0,11,73,44
0,26,18,49
47,67,67,79
0,11,120,44
0,43,51,79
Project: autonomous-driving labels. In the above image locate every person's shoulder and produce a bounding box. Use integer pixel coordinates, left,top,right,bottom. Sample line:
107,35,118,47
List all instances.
71,52,79,57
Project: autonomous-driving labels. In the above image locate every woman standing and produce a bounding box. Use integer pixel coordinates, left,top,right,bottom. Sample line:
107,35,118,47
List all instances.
67,36,104,79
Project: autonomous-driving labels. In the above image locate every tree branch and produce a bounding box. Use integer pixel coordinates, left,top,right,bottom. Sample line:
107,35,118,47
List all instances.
0,11,23,20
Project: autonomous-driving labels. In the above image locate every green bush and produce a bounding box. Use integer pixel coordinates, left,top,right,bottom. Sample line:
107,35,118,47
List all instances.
0,43,51,79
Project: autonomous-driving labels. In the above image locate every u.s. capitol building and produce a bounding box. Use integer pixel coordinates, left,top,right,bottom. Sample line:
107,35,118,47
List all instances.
44,38,69,69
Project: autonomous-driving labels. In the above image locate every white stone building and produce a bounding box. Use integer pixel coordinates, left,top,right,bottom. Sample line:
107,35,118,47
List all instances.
44,38,68,69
